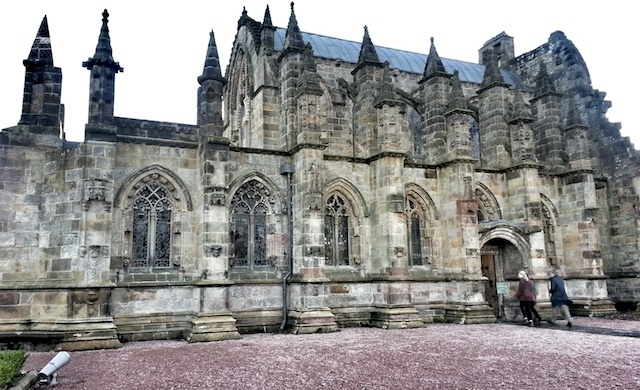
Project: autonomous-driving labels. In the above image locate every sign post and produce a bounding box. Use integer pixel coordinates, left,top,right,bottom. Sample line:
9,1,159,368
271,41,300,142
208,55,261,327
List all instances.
496,282,509,319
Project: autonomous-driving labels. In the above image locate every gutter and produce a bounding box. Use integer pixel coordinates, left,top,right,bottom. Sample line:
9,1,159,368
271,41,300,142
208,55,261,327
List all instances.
279,162,294,332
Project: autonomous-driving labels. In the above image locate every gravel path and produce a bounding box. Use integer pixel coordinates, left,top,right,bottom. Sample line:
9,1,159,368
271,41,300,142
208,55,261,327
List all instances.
21,317,640,390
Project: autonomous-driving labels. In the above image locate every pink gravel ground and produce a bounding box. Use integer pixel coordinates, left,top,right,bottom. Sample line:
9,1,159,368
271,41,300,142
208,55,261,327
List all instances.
21,317,640,390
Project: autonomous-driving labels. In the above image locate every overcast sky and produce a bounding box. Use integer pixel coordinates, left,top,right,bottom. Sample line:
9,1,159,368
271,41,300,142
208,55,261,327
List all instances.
1,1,637,147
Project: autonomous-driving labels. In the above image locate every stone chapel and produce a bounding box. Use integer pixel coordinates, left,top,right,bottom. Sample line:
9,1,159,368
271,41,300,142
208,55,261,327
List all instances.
1,4,639,350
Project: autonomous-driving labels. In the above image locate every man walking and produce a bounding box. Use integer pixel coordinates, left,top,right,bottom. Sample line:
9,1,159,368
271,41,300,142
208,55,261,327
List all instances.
549,268,573,327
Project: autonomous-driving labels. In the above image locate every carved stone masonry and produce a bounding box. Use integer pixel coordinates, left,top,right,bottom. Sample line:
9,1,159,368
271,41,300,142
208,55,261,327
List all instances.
205,245,223,257
83,178,114,211
205,186,227,208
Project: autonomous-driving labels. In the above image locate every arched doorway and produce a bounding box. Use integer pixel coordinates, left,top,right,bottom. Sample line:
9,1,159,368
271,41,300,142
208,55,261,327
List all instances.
480,238,526,318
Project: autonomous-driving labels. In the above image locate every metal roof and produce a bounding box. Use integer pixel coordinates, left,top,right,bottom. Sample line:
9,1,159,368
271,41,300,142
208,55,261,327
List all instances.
274,28,525,89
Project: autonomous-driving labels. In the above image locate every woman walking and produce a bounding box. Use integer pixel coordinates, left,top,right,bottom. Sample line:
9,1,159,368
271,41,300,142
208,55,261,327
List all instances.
515,270,540,326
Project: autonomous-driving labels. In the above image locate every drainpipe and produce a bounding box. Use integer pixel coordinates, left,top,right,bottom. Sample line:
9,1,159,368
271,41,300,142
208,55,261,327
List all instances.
279,162,294,331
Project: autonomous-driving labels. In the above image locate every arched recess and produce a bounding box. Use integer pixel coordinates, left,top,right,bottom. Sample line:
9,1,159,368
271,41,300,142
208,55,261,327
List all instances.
225,42,256,147
480,225,531,269
475,182,502,222
227,173,285,271
540,193,561,267
312,81,333,134
405,183,440,268
323,178,368,267
469,116,481,165
409,108,423,161
114,165,192,271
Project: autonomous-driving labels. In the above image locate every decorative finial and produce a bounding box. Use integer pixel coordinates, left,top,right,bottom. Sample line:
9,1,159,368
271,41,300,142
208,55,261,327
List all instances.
242,6,247,15
102,9,109,22
430,37,434,44
291,2,294,10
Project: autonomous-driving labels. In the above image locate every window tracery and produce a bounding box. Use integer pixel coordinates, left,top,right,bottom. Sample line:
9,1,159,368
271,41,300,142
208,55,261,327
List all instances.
131,181,174,268
406,197,424,266
324,193,351,266
230,180,271,269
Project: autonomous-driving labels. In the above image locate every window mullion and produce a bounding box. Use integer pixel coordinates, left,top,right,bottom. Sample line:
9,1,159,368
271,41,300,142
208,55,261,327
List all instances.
148,208,157,268
333,217,339,266
248,213,255,269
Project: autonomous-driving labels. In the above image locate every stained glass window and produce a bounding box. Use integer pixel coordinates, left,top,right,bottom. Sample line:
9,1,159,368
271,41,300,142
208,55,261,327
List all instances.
325,194,350,266
231,180,270,269
131,181,173,269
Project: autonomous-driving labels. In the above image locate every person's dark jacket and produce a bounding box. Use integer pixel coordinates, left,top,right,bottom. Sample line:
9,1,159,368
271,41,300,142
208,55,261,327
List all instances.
549,275,569,307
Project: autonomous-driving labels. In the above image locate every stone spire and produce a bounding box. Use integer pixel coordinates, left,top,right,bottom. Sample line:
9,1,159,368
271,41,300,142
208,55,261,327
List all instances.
263,4,273,27
19,15,63,136
479,50,508,92
446,70,468,112
197,30,226,131
198,31,225,85
82,9,123,129
283,2,305,51
261,5,276,51
25,16,53,67
419,38,451,164
421,37,448,83
83,10,123,71
355,26,381,69
509,89,533,123
350,25,382,157
296,43,323,96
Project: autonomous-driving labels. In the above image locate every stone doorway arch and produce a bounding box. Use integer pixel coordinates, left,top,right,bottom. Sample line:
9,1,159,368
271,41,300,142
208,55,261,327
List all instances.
479,227,531,318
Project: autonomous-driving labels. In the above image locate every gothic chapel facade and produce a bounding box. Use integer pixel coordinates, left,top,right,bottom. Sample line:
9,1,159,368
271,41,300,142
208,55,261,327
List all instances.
1,5,639,350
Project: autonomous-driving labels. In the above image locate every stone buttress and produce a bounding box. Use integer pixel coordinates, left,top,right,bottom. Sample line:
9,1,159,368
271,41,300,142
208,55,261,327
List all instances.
192,29,242,342
278,3,338,334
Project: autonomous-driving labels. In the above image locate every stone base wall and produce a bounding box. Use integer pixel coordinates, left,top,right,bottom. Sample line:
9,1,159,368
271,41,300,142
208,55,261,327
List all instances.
607,277,640,309
114,312,193,342
0,275,626,350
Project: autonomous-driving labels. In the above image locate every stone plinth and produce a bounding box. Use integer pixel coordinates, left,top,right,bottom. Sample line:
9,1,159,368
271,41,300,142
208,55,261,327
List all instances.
287,308,339,334
51,318,122,351
444,303,496,324
370,305,424,329
187,312,242,343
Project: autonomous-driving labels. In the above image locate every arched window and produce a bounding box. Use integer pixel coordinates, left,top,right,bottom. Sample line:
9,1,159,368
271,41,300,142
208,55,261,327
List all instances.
406,197,423,266
230,180,269,269
131,181,174,268
324,193,351,266
475,185,501,223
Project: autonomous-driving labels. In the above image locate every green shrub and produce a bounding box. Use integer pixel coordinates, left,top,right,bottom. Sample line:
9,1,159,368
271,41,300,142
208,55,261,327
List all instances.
0,350,27,388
